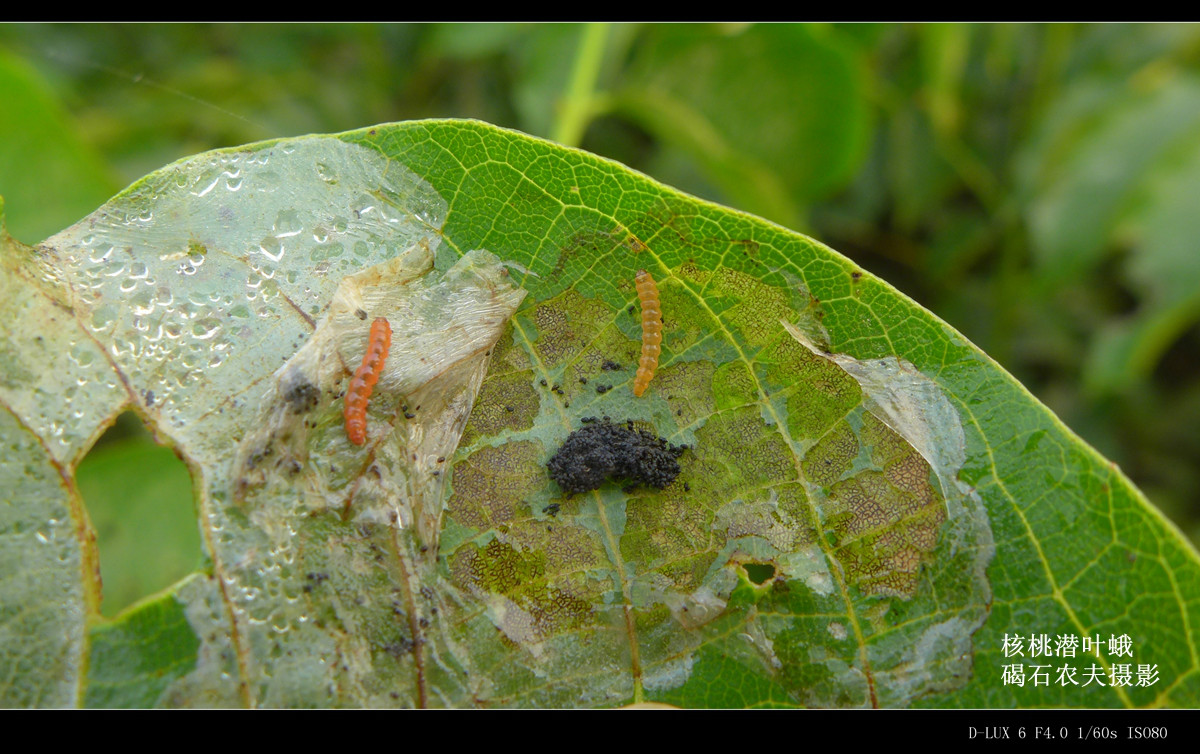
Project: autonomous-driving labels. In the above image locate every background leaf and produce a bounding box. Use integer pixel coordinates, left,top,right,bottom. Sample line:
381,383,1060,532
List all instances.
616,24,870,227
0,48,119,244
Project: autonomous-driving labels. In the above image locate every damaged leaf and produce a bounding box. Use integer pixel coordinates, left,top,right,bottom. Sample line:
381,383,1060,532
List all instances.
2,121,1198,708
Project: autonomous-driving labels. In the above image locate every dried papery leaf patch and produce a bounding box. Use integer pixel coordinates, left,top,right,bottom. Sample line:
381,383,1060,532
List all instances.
233,243,526,546
227,243,526,705
4,137,468,706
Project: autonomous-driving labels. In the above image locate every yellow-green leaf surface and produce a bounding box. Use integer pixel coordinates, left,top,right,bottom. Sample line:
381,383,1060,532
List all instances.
2,121,1197,708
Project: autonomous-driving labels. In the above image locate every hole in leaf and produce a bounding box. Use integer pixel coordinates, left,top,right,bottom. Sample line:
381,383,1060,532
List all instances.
75,412,202,617
743,562,776,585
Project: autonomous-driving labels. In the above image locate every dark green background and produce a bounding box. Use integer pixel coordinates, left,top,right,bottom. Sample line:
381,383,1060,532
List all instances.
1,23,1196,616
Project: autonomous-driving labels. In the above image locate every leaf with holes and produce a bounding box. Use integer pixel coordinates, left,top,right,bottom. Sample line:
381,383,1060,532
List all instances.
1,121,1197,708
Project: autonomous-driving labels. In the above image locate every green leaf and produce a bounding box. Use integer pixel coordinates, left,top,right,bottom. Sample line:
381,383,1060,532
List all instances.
2,120,1197,708
616,24,871,227
1086,126,1200,394
83,586,201,708
0,48,120,244
1019,76,1200,286
1018,74,1200,394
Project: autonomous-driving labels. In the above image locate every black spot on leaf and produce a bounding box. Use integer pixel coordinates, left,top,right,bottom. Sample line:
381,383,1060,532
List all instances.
281,370,321,415
546,418,687,494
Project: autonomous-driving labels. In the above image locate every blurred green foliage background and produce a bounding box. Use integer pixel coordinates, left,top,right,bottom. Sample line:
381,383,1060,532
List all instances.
2,23,1198,616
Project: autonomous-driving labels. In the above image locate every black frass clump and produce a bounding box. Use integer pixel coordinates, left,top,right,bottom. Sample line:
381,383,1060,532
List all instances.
546,418,687,494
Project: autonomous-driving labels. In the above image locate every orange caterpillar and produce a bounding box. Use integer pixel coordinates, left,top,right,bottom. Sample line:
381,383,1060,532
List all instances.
344,317,391,445
633,270,662,397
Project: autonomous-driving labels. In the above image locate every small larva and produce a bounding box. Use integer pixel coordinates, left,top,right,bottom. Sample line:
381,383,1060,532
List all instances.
344,317,392,446
633,269,662,397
